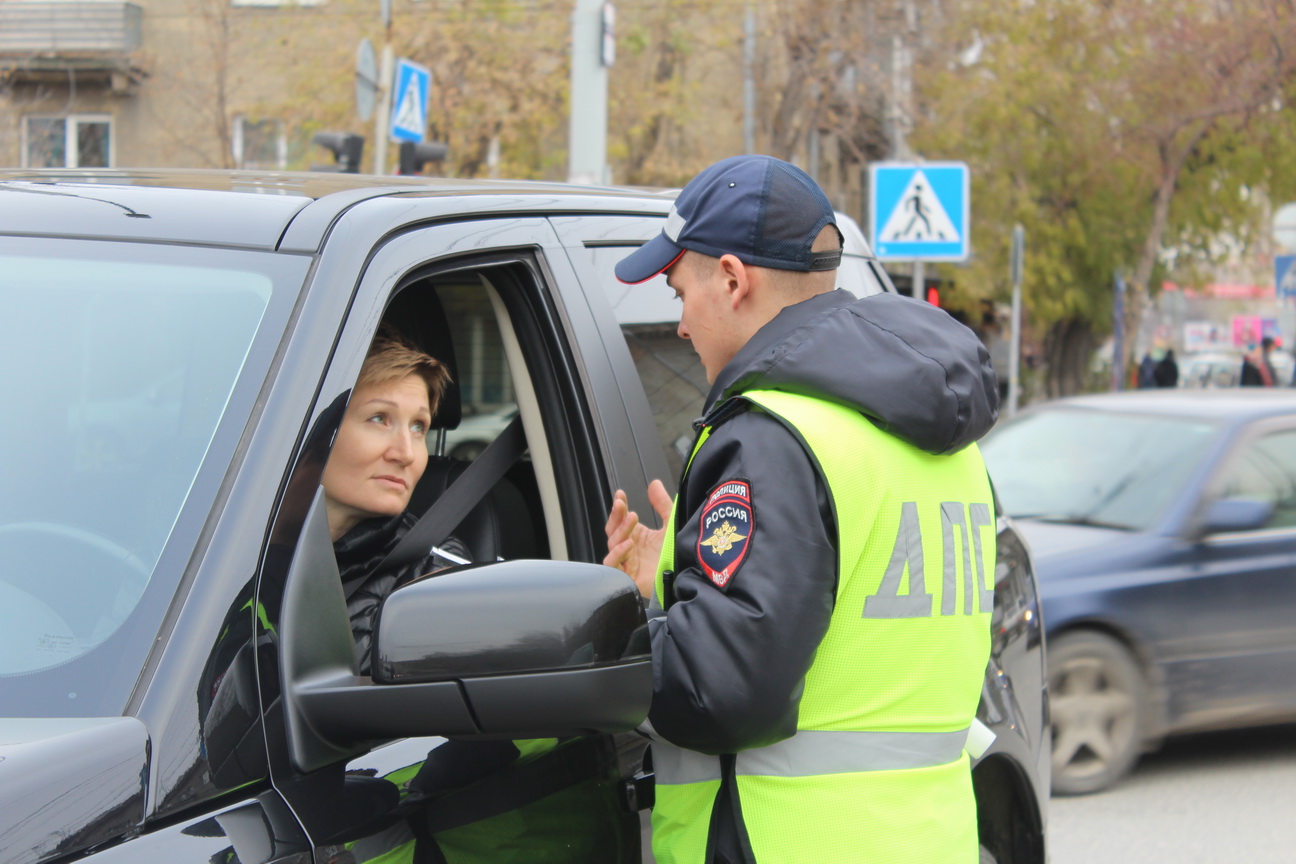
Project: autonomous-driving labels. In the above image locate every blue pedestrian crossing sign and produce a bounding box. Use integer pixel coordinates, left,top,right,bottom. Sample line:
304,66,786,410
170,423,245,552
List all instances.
869,162,970,261
1277,255,1296,300
389,58,431,143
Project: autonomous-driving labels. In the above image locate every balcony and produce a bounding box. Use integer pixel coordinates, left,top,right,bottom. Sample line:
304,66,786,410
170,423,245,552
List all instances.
0,2,144,91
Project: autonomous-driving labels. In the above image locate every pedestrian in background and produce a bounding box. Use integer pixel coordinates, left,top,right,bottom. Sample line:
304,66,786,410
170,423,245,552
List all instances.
1137,352,1158,388
1154,348,1179,388
1241,337,1277,386
603,154,1000,864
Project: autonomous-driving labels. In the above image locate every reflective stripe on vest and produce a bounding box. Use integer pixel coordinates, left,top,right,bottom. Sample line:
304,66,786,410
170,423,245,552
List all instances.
654,727,973,785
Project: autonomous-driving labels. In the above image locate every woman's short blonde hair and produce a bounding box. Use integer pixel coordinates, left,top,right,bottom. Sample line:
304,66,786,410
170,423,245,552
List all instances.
357,325,452,417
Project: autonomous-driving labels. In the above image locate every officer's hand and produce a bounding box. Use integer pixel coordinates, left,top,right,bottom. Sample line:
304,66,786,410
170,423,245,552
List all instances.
604,480,672,598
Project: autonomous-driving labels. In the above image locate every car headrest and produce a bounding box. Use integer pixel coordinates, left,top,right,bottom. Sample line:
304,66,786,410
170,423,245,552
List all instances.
383,287,462,431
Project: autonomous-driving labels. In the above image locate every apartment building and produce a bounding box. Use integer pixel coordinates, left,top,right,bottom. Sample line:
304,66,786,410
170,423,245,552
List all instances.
0,0,356,171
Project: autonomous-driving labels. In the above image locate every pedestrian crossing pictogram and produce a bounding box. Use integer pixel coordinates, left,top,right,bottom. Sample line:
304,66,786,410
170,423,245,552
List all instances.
878,170,961,244
389,58,431,143
869,162,970,261
392,77,424,136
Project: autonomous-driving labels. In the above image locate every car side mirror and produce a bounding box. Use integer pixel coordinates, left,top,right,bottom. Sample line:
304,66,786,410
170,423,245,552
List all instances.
372,559,651,733
280,489,651,774
1198,498,1274,537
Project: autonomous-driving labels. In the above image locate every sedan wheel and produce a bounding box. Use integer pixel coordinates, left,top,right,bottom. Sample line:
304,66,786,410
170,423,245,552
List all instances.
1048,631,1146,795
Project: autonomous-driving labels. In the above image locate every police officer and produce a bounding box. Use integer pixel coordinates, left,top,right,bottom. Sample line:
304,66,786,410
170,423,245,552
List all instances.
604,155,1001,864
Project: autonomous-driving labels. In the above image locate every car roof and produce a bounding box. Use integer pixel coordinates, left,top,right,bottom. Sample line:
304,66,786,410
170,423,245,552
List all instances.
1032,388,1296,422
0,168,881,261
0,168,678,251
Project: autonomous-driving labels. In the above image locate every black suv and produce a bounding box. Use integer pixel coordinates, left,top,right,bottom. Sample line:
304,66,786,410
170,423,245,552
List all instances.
0,170,1048,864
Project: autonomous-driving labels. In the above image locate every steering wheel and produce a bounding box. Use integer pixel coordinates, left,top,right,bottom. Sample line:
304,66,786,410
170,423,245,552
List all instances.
0,522,152,641
0,521,150,575
0,578,76,674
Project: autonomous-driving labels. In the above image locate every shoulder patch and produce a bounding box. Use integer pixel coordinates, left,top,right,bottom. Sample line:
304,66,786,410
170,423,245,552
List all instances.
696,479,754,590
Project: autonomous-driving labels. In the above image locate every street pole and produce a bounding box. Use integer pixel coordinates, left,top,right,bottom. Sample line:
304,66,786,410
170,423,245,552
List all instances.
889,0,922,299
372,1,393,175
1008,224,1024,416
568,0,610,185
1112,272,1126,391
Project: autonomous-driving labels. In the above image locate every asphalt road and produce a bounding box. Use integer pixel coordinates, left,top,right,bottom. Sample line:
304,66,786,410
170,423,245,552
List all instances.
1047,723,1296,863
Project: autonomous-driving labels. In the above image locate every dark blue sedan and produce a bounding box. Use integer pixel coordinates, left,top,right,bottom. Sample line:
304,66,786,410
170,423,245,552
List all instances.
982,389,1296,795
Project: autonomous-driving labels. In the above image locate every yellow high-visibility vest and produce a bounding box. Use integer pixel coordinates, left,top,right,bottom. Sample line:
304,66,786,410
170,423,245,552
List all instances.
652,389,994,864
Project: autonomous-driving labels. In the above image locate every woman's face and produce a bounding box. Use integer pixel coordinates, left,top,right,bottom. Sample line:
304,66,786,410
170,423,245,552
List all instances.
322,373,432,540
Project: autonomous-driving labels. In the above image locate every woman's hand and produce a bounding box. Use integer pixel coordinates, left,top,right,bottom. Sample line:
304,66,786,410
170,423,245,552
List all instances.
603,480,672,598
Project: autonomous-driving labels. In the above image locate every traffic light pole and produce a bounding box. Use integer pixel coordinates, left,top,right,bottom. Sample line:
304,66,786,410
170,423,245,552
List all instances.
373,7,394,175
568,0,610,184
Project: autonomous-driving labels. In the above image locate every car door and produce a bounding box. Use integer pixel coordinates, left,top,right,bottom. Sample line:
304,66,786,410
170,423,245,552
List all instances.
1166,420,1296,726
254,213,649,864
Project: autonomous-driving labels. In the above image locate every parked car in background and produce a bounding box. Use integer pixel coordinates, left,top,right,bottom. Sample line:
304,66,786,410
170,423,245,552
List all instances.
982,390,1296,794
0,170,1048,864
1179,350,1294,388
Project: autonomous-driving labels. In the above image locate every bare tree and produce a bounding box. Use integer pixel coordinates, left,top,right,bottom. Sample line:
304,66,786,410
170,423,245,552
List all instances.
1116,0,1296,364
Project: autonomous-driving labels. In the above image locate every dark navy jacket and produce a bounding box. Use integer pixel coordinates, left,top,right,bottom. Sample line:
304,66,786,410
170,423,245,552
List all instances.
645,289,999,860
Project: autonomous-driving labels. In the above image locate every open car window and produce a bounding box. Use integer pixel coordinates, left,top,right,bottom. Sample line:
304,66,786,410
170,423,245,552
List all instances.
408,273,563,562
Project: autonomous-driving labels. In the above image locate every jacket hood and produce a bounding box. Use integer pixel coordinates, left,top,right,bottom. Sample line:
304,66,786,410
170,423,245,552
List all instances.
708,290,999,454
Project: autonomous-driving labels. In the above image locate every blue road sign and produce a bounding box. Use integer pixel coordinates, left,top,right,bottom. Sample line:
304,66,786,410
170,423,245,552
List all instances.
389,58,431,143
1277,254,1296,300
869,162,969,261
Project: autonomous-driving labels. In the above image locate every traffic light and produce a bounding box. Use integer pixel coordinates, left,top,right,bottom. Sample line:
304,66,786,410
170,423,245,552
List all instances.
398,141,448,175
312,132,365,173
925,285,941,307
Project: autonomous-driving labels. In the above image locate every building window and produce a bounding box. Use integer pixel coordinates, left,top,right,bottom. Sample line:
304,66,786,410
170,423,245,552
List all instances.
232,116,287,170
23,115,112,168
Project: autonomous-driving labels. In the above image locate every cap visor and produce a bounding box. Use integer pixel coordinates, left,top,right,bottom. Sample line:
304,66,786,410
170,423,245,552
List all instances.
615,233,686,284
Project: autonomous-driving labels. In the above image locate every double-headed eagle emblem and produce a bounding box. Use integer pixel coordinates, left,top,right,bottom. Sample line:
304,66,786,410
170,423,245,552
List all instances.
701,520,746,556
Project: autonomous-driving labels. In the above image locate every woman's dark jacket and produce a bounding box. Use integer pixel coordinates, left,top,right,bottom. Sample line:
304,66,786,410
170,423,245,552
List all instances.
334,512,469,675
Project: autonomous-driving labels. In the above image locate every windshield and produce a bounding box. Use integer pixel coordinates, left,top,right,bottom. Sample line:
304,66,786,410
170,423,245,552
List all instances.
0,238,305,716
981,406,1220,531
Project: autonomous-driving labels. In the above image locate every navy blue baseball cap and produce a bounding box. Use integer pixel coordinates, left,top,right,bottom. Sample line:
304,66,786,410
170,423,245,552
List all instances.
615,154,843,285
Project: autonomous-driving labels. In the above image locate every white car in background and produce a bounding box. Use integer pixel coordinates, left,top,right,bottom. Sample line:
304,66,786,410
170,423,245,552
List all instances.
1179,350,1294,388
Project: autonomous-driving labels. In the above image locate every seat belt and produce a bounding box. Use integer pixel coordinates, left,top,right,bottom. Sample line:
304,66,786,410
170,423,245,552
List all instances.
376,413,527,574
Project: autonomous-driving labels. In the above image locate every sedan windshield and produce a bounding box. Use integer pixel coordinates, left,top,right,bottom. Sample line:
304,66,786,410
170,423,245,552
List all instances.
0,238,305,716
982,407,1221,532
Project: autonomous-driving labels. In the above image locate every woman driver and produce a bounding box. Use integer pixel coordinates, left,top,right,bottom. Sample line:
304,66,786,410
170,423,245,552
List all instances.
323,327,641,863
321,325,470,675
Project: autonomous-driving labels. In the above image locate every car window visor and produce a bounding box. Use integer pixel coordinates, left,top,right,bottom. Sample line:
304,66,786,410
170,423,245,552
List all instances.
376,413,527,574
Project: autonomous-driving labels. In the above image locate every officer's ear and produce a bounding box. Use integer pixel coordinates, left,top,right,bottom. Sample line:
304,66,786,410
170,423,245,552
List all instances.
717,254,750,311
